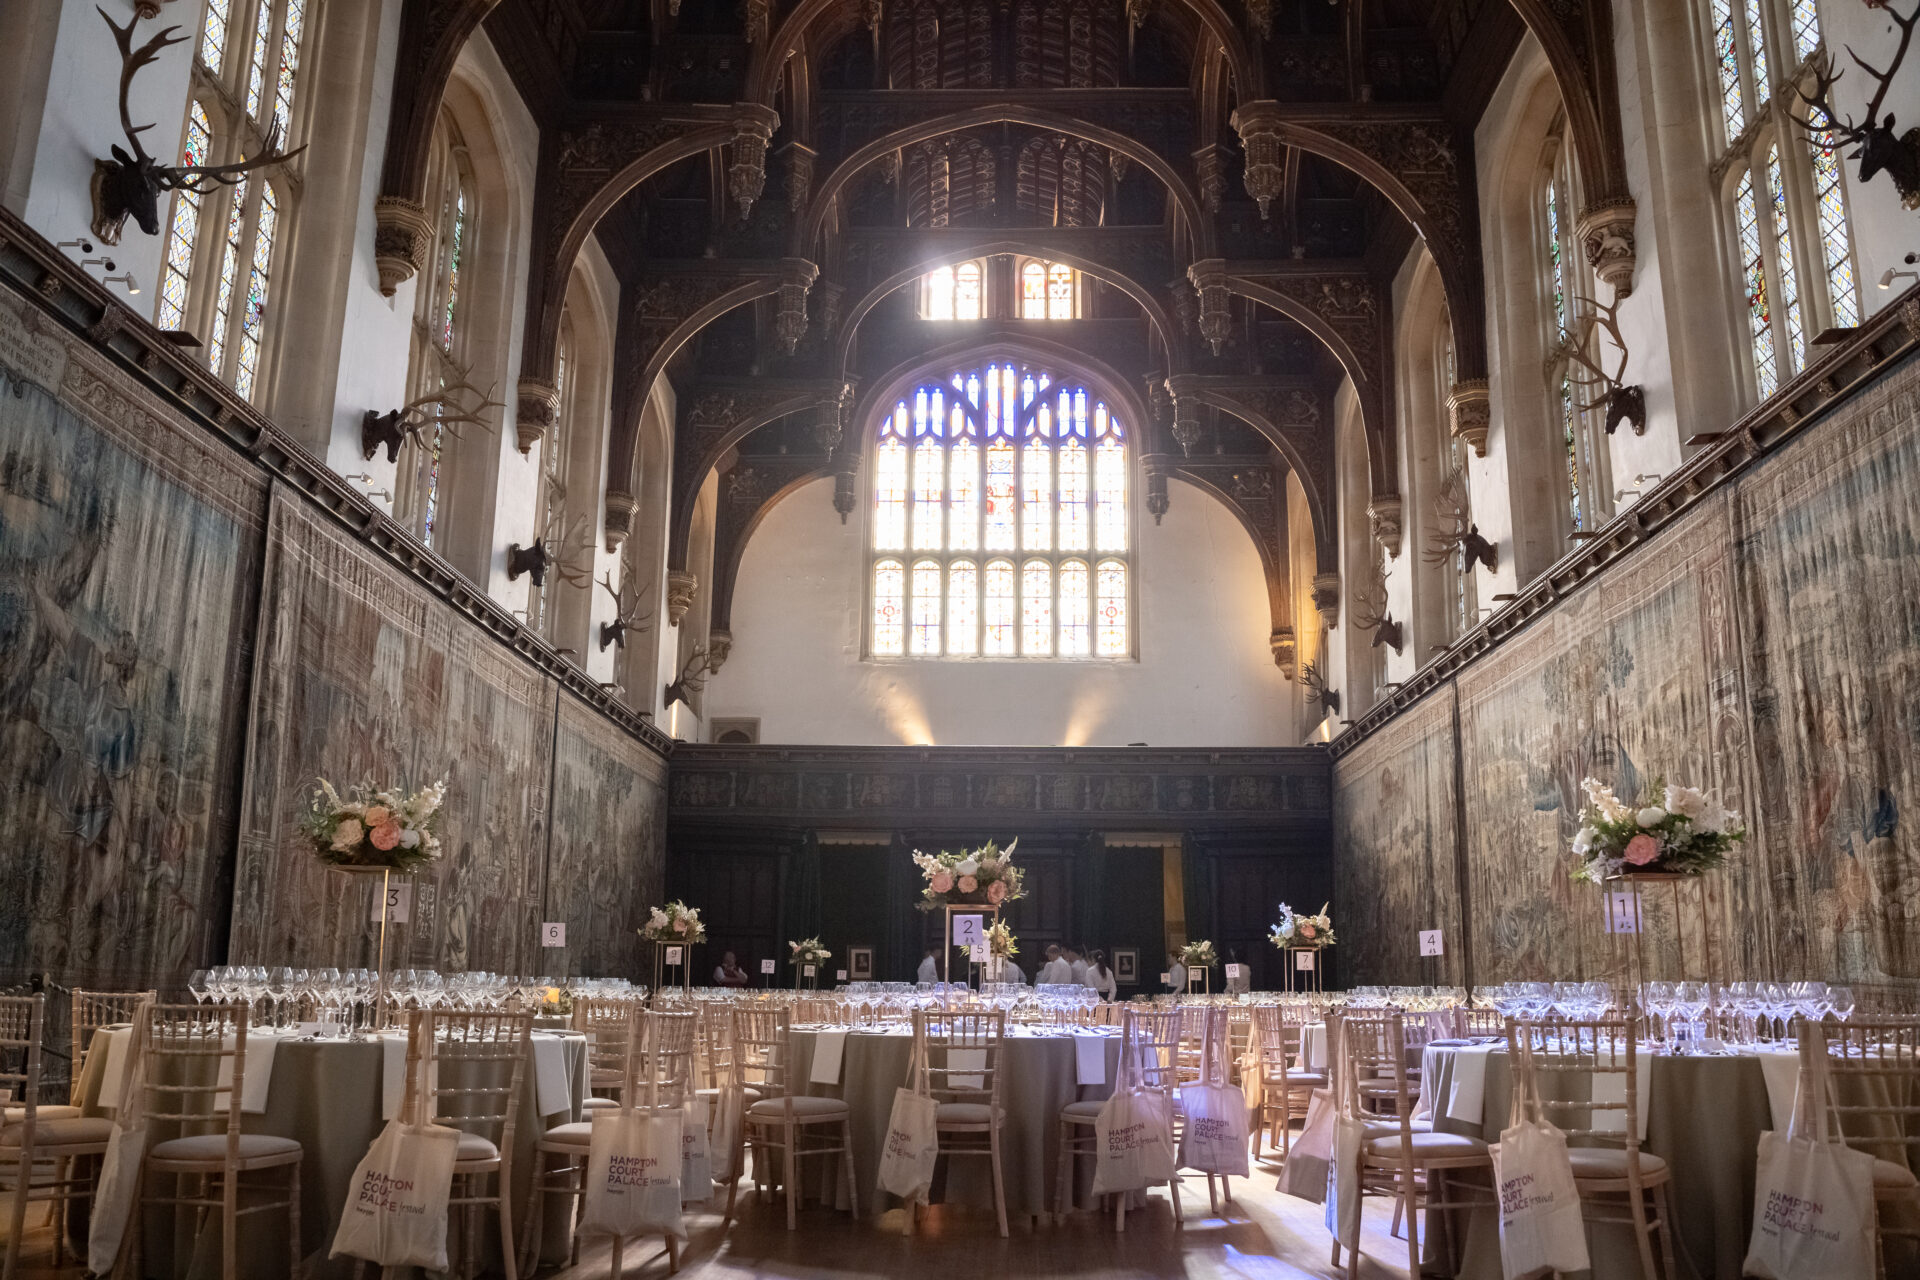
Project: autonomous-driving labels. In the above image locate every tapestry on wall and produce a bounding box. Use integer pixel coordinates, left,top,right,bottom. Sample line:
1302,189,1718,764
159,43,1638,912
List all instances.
1735,356,1920,999
0,296,263,988
545,692,668,977
1332,688,1465,987
1455,493,1758,986
233,487,557,974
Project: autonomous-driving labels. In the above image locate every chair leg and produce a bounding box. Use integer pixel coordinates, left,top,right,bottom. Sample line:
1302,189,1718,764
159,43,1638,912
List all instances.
723,1127,746,1226
50,1155,70,1270
1168,1171,1182,1227
990,1124,1009,1239
840,1120,858,1218
517,1154,545,1277
609,1234,623,1280
1054,1124,1071,1216
667,1233,679,1275
570,1165,587,1267
1628,1178,1658,1280
1655,1182,1681,1280
1402,1169,1422,1280
288,1161,302,1279
5,1146,30,1280
783,1125,798,1231
1207,1174,1218,1216
223,1168,239,1280
496,1170,518,1280
1113,1186,1125,1233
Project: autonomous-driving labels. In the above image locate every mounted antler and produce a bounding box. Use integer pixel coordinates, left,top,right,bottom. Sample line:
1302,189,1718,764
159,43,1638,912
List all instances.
1424,467,1498,573
509,512,595,589
1785,3,1920,209
1554,291,1645,436
664,644,724,708
1348,554,1404,655
91,8,308,244
1300,660,1340,717
362,380,504,462
597,573,655,651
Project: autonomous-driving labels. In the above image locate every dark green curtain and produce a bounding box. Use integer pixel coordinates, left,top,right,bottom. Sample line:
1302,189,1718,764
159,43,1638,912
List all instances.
1181,833,1212,947
788,833,823,945
1074,832,1105,951
885,835,917,981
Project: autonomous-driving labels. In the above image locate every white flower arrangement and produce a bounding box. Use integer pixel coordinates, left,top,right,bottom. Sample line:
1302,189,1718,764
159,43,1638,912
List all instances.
1270,901,1336,950
788,936,830,966
1570,776,1745,883
300,777,446,872
1179,939,1218,968
910,838,1025,911
639,900,706,944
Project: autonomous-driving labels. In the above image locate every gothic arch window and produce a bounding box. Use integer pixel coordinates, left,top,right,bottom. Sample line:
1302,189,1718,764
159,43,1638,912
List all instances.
528,310,577,640
923,260,985,319
395,111,477,550
1017,259,1080,319
158,0,317,403
1705,0,1859,401
870,359,1131,659
1540,120,1608,535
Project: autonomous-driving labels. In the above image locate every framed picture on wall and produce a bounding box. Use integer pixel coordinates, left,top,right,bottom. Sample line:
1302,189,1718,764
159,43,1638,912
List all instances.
1113,948,1138,985
848,946,874,980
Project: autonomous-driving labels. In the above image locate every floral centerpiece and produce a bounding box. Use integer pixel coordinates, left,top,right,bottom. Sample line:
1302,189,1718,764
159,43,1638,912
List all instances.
911,838,1026,911
1179,939,1218,969
1270,902,1336,950
788,937,830,967
640,901,706,944
985,920,1018,959
300,778,446,872
1571,777,1745,882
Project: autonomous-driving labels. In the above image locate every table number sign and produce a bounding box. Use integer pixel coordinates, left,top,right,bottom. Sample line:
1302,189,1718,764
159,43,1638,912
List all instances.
968,944,986,963
1603,891,1642,934
803,965,816,978
1295,951,1317,970
370,883,411,924
1224,964,1245,980
1159,972,1171,985
541,922,566,947
951,914,985,949
836,970,848,981
760,959,777,974
1419,929,1445,956
664,946,683,966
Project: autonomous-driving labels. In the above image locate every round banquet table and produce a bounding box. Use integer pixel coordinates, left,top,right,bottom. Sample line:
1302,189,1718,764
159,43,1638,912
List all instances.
1415,1042,1920,1280
70,1025,590,1279
781,1025,1126,1221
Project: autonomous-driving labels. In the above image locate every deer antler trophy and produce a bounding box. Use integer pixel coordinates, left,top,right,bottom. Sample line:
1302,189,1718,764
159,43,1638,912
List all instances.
1785,2,1920,210
597,574,655,651
509,512,595,589
91,8,308,244
1554,292,1645,436
1349,553,1404,655
1425,466,1498,573
362,380,504,463
664,645,724,708
1300,660,1340,717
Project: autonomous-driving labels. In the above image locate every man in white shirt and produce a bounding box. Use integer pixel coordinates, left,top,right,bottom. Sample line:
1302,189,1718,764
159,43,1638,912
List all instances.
1037,945,1070,985
1166,952,1188,993
916,947,940,984
1066,947,1091,986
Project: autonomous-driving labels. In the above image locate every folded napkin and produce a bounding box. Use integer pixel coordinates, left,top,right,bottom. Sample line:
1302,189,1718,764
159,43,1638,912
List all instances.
531,1034,571,1117
948,1048,987,1091
809,1030,850,1085
380,1034,409,1120
95,1027,136,1110
1412,1045,1440,1123
1754,1048,1801,1131
212,1031,281,1115
1445,1044,1496,1123
1590,1043,1650,1141
1301,1023,1328,1073
1074,1033,1107,1086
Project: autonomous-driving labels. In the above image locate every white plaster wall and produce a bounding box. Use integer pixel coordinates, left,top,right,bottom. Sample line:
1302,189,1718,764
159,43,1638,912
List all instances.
704,476,1293,746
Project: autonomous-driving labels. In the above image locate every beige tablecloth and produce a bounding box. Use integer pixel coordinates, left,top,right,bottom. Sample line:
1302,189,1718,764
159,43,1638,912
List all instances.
73,1026,588,1279
781,1026,1125,1219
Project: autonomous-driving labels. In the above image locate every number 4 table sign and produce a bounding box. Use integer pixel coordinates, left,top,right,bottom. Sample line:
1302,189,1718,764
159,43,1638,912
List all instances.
1419,929,1444,957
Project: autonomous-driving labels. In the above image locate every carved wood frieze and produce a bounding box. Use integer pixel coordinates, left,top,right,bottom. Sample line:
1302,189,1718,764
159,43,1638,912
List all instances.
812,90,1196,167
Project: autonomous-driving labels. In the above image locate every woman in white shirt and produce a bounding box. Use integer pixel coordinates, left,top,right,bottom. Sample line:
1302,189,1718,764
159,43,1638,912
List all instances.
1085,950,1117,1000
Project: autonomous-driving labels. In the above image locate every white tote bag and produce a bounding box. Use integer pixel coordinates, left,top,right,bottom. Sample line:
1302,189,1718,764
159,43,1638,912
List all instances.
1490,1119,1590,1280
327,1119,461,1271
1743,1055,1878,1280
680,1094,713,1202
877,1037,940,1203
1090,1044,1177,1197
1323,1112,1366,1246
89,1012,153,1277
580,1105,688,1241
1277,1087,1335,1203
1179,1018,1250,1177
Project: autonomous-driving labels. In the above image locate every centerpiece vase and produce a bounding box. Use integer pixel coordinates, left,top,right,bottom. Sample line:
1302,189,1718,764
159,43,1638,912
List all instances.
330,864,411,1031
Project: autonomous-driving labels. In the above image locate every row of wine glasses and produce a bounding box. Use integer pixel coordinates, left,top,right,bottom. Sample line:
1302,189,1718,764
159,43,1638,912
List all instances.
1478,982,1615,1020
189,967,383,1036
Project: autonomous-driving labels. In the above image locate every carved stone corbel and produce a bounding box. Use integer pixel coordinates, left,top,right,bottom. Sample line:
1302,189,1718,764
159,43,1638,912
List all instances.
1143,453,1171,524
1311,572,1340,632
1447,379,1490,458
774,258,820,354
1164,375,1202,456
374,197,435,297
604,489,637,551
1228,101,1286,218
782,141,817,212
516,378,560,454
1186,259,1232,356
1367,494,1403,559
1192,145,1228,214
1576,198,1638,297
833,468,858,523
666,569,699,625
728,104,780,219
1270,627,1296,679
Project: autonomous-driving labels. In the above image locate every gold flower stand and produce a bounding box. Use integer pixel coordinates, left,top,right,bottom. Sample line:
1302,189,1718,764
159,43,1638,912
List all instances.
1282,945,1325,994
939,902,1001,984
1601,871,1720,1006
651,939,695,1002
329,863,414,1030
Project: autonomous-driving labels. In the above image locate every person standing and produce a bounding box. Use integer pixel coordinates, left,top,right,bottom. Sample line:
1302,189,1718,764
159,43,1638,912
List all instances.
1066,946,1091,986
1086,950,1117,1000
916,946,940,984
1037,945,1069,985
712,951,750,988
1166,951,1188,993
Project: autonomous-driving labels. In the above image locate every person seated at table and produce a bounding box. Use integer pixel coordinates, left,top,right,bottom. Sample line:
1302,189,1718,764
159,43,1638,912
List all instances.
1166,951,1188,992
1066,946,1091,986
916,946,940,984
713,951,750,987
1223,947,1251,994
1085,950,1117,1000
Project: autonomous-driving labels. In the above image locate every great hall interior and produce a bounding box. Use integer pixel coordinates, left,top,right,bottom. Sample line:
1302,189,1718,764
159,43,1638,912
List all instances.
2,0,1920,1276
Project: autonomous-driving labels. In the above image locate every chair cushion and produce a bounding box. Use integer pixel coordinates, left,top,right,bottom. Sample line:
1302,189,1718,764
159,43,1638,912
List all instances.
1567,1147,1668,1180
455,1132,500,1163
935,1102,997,1125
581,1096,620,1111
149,1133,301,1162
1284,1071,1328,1087
540,1122,593,1146
1061,1099,1106,1119
1364,1130,1489,1160
747,1095,849,1119
0,1115,115,1148
2,1105,82,1125
1874,1158,1919,1190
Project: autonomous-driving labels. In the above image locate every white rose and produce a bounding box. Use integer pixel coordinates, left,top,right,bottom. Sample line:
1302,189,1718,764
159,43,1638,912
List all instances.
1694,801,1728,834
1663,785,1707,820
398,828,421,849
1572,825,1598,856
1636,806,1667,828
955,857,979,877
649,908,669,930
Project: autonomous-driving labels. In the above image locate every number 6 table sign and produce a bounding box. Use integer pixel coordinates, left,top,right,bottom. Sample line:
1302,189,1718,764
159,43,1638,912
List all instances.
541,922,566,948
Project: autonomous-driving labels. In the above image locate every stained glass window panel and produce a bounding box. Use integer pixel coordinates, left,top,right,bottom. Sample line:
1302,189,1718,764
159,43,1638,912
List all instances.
441,185,467,352
1020,262,1046,319
874,437,909,550
955,262,982,320
1810,142,1859,327
234,183,278,401
1790,0,1821,64
1058,441,1089,551
1562,376,1582,532
949,438,979,551
984,440,1017,550
984,559,1016,655
273,0,308,139
202,0,232,72
208,178,248,377
912,438,944,550
158,104,212,332
947,560,978,655
1710,0,1744,144
1021,560,1052,655
1021,438,1051,550
1096,560,1127,656
1546,178,1567,335
911,559,942,654
873,560,905,655
1058,560,1090,655
246,0,274,122
926,266,955,319
1047,262,1073,319
1741,0,1769,107
1095,436,1125,552
1737,170,1778,397
422,424,446,546
1767,146,1805,375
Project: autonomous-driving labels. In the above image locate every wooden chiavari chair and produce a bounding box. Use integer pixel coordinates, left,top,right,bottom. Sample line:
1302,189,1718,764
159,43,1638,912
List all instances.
418,1007,532,1280
1250,1004,1325,1161
909,1007,1010,1237
1458,1004,1505,1038
574,997,637,1114
2,994,118,1280
1805,1017,1920,1278
69,990,154,1107
723,1007,857,1231
1054,1005,1185,1230
136,1002,302,1280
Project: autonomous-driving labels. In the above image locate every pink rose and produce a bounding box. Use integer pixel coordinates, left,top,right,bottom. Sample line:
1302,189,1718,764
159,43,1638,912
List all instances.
930,871,954,894
958,875,978,894
673,917,689,933
1299,923,1316,940
1624,833,1660,866
986,880,1007,904
370,820,402,851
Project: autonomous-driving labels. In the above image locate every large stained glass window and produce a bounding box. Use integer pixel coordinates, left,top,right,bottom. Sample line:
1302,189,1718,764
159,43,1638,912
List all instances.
1789,0,1821,64
208,178,248,379
1709,0,1745,144
201,0,232,72
1766,145,1805,376
157,103,212,332
1736,170,1778,398
233,182,278,400
870,359,1131,658
1810,141,1859,326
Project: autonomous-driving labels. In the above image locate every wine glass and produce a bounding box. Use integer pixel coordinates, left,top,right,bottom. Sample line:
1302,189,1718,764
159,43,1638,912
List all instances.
265,967,292,1030
1642,982,1675,1045
188,969,211,1005
1828,985,1856,1023
1674,982,1711,1054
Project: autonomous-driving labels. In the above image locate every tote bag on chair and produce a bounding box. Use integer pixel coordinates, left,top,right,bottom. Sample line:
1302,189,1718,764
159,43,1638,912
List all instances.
877,1035,940,1203
1743,1053,1877,1280
328,1118,461,1272
580,1105,688,1242
1179,1015,1250,1178
1091,1039,1177,1197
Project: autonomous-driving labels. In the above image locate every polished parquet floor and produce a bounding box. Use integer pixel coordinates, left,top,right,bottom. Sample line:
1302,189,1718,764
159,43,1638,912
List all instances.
2,1164,1421,1280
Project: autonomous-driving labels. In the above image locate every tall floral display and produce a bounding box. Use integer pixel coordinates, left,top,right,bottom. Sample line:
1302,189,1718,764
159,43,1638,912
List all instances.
300,778,446,871
911,839,1026,909
1270,902,1334,992
1570,778,1744,881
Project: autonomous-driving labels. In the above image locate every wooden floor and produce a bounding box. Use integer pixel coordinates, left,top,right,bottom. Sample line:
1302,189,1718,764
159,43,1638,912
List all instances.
2,1165,1420,1279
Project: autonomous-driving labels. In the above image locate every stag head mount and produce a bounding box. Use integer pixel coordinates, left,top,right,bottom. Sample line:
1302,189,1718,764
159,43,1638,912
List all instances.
90,8,306,244
1789,5,1920,210
1426,467,1500,573
1553,291,1646,436
664,643,723,708
361,380,504,462
509,514,595,590
597,573,655,651
1300,660,1340,718
1349,556,1404,655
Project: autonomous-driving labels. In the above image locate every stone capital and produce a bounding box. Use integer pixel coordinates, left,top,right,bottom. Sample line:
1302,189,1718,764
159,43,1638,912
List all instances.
1270,627,1296,680
1367,494,1404,559
1576,198,1638,297
515,378,560,454
604,489,637,552
1447,379,1490,458
1311,572,1340,632
666,569,699,626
